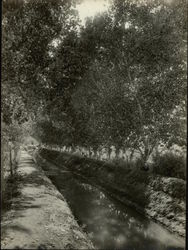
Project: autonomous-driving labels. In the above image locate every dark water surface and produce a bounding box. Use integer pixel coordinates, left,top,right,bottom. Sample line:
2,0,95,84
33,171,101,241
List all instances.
42,163,185,250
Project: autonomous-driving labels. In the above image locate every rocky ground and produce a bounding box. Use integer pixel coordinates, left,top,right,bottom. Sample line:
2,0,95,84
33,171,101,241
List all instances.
1,150,94,249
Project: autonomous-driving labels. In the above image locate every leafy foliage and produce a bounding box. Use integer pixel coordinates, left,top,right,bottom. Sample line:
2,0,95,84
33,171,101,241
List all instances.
2,0,186,169
152,151,186,180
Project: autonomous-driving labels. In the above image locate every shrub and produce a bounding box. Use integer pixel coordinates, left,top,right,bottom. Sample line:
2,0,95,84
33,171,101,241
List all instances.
152,151,186,180
111,158,127,168
1,133,10,208
111,157,147,171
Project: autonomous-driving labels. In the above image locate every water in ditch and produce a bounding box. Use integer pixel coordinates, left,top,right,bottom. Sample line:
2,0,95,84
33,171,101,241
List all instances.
43,165,185,250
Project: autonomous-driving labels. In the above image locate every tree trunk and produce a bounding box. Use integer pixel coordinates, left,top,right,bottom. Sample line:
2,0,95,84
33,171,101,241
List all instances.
93,149,97,158
98,150,102,160
122,147,126,158
129,148,135,161
89,147,92,157
71,145,75,153
13,143,19,169
115,147,120,158
108,147,111,160
9,146,13,177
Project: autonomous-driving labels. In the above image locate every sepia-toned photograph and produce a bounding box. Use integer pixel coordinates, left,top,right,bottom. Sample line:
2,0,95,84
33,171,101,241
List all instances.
1,0,186,249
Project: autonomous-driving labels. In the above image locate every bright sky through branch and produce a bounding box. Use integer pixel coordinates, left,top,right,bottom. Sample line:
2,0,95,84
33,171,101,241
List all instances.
76,0,110,24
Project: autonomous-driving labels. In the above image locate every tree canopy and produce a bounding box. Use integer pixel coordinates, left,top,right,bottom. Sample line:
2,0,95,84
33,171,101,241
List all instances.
2,0,187,162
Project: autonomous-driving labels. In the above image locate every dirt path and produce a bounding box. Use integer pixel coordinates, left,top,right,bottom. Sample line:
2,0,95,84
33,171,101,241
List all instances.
1,150,94,249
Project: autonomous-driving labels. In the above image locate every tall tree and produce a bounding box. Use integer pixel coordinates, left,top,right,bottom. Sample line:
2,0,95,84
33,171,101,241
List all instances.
71,0,186,162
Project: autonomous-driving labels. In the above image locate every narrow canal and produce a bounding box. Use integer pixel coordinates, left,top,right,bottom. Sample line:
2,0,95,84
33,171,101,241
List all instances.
42,161,185,250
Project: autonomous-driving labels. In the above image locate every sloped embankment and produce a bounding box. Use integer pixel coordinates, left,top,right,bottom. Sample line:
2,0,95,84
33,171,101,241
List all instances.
38,148,186,238
1,150,94,249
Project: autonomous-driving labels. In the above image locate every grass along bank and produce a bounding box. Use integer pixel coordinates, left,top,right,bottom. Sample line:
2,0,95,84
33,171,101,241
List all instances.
37,148,186,238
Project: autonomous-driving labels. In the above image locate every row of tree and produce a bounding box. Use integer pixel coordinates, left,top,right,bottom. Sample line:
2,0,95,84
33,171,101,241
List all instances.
2,0,186,164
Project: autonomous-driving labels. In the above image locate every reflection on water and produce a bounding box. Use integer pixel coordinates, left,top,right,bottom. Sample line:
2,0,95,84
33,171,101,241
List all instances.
44,167,185,250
